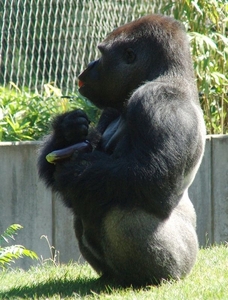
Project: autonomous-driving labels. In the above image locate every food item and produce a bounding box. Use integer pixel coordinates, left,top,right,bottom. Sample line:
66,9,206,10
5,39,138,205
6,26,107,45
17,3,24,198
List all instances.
46,141,92,164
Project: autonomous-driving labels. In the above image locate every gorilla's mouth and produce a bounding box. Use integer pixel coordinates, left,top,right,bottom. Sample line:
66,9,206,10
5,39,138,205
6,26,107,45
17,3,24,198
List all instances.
78,80,85,88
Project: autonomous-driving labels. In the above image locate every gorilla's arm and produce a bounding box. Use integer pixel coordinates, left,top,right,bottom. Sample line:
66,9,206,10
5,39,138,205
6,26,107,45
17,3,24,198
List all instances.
39,82,204,218
38,107,120,189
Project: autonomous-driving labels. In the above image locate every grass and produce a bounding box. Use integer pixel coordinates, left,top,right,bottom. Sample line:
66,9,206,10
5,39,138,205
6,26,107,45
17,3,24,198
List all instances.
0,244,228,299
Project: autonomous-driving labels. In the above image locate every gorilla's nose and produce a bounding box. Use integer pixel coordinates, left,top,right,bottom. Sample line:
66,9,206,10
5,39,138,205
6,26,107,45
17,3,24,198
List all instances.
87,60,97,70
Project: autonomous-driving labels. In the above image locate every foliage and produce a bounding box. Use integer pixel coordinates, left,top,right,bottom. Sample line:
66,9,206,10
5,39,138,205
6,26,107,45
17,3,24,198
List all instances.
0,224,38,269
0,83,100,141
161,0,228,134
0,244,228,299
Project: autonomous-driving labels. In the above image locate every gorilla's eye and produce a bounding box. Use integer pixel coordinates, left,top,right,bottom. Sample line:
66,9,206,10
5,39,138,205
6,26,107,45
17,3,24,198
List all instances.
124,48,136,64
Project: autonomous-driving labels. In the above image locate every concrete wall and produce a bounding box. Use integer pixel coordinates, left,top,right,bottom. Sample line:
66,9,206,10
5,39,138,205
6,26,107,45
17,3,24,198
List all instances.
0,136,227,269
0,142,82,269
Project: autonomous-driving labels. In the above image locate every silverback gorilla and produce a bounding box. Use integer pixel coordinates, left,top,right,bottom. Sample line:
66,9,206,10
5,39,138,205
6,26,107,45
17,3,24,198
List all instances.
38,14,206,286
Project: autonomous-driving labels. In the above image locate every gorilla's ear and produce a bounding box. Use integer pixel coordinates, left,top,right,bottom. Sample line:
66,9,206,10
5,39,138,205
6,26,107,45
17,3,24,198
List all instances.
124,48,136,64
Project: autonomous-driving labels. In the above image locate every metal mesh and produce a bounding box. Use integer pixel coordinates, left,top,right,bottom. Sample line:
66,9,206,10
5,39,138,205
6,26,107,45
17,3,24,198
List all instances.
0,0,167,94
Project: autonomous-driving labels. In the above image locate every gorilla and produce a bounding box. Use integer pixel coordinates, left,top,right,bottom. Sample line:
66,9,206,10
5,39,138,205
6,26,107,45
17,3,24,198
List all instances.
38,14,206,286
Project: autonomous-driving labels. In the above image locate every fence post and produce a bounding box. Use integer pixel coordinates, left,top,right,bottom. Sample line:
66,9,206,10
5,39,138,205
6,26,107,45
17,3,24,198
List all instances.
211,135,228,244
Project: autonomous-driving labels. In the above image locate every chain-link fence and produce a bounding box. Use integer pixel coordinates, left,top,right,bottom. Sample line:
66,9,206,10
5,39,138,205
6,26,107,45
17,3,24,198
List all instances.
0,0,171,94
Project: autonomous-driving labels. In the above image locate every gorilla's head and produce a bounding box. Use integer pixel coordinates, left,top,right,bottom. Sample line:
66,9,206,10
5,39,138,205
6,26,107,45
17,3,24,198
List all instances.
78,15,192,110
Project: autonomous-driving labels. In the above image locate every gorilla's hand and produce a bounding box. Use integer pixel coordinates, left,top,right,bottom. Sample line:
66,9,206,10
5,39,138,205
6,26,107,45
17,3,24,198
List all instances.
37,109,90,185
52,109,90,145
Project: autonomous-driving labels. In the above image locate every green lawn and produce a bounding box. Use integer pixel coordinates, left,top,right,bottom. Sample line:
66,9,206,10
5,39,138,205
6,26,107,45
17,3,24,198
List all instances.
0,244,228,299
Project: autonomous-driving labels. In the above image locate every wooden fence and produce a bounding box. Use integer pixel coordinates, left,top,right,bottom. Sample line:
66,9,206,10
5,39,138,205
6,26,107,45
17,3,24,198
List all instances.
0,135,228,269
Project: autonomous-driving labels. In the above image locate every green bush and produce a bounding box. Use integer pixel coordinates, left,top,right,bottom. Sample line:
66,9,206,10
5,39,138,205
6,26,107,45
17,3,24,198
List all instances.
0,224,38,268
161,0,228,134
0,83,100,141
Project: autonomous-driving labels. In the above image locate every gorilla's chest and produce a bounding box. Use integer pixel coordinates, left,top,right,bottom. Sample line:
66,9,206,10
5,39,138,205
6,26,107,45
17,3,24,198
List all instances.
101,117,125,154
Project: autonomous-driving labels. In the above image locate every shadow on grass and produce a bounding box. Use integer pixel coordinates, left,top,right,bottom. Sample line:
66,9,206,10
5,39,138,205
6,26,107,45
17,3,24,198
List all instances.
0,276,119,299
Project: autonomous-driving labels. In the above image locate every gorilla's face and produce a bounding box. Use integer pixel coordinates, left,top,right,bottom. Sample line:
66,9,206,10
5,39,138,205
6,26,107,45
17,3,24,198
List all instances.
78,42,142,110
77,17,170,111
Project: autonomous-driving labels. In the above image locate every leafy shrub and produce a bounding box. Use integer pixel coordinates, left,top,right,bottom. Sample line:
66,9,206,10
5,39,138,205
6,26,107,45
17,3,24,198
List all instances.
0,83,100,141
0,224,38,268
161,0,228,134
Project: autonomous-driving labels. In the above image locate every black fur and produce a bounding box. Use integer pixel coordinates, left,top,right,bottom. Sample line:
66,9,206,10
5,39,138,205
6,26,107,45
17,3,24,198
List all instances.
38,14,205,286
